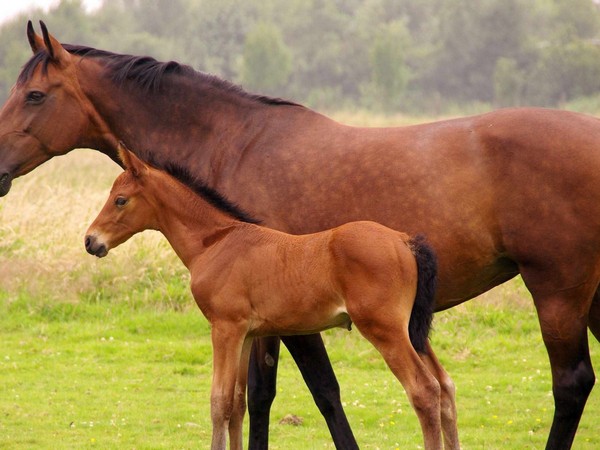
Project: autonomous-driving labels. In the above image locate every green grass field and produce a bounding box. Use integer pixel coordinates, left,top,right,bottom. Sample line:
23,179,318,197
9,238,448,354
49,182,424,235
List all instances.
1,118,600,448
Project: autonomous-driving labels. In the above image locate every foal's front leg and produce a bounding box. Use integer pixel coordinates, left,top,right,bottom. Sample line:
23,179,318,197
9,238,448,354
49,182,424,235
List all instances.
229,338,254,448
210,323,247,450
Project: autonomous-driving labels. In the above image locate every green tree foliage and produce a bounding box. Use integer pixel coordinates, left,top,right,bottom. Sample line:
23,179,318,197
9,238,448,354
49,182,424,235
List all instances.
3,0,600,113
365,21,411,112
494,58,523,107
241,22,291,93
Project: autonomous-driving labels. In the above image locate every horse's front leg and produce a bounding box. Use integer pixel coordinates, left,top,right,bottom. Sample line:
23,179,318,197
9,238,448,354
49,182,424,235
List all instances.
247,335,281,450
229,337,254,448
529,287,596,449
210,323,247,450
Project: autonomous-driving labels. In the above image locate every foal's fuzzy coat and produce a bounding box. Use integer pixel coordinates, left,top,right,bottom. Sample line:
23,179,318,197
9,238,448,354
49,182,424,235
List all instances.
85,146,458,450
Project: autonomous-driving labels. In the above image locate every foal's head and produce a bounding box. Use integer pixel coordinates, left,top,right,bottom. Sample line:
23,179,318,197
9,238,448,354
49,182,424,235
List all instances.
85,143,160,257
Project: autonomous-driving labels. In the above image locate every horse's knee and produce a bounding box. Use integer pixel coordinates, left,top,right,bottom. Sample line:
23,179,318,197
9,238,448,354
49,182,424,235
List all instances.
553,360,595,417
211,393,235,424
438,375,457,414
438,372,456,400
232,385,247,421
410,377,442,424
311,376,342,416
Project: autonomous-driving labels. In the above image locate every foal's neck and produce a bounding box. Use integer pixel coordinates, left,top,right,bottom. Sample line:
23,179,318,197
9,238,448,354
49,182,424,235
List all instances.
149,175,242,270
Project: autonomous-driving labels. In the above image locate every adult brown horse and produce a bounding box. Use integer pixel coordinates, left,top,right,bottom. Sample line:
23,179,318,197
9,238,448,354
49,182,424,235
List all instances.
0,21,599,449
84,144,456,450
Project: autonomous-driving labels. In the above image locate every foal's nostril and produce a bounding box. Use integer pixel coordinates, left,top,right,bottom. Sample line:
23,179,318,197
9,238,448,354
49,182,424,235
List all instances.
84,235,97,255
85,234,108,258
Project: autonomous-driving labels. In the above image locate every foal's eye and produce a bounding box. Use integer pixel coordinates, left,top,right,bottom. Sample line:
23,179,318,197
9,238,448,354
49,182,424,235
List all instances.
115,197,128,207
25,91,46,104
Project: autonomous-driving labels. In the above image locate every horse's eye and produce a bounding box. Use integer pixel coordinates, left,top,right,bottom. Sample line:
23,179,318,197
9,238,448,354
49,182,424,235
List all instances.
115,196,128,207
25,91,46,104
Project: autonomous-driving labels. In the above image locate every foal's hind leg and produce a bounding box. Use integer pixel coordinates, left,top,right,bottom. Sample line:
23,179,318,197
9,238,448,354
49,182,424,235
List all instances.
421,340,459,450
523,275,596,450
353,316,442,449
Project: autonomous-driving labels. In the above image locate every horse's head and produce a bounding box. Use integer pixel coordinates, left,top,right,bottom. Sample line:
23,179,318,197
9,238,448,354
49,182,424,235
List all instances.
0,21,114,197
85,143,157,257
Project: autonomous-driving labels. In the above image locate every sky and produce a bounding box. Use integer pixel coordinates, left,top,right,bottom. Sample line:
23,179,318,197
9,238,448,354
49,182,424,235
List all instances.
0,0,102,25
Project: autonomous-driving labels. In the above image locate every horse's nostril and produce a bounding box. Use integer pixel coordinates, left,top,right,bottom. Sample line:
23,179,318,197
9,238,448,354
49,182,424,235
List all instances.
0,172,12,197
85,236,91,249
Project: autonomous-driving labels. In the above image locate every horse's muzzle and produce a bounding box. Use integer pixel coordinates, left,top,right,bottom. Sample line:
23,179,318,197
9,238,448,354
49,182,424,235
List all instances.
85,234,108,258
0,172,12,197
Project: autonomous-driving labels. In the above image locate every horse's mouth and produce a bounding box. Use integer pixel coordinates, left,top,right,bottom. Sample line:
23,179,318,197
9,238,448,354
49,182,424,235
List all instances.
87,244,108,258
0,172,12,197
92,247,108,258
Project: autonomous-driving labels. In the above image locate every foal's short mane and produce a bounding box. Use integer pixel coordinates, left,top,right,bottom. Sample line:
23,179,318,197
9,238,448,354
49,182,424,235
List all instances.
147,155,260,225
18,45,300,107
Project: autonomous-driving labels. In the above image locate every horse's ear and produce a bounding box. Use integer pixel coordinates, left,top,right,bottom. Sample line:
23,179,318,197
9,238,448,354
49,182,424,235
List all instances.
39,21,69,63
27,21,45,54
117,142,148,178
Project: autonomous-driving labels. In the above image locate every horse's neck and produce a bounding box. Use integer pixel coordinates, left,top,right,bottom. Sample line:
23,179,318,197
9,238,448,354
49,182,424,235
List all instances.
79,60,303,184
149,177,240,269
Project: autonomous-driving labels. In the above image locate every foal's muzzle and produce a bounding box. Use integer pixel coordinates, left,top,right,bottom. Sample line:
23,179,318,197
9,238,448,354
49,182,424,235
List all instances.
85,234,108,258
0,172,12,197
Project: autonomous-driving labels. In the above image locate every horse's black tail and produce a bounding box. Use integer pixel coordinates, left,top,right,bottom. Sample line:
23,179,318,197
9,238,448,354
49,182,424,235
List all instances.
408,235,437,354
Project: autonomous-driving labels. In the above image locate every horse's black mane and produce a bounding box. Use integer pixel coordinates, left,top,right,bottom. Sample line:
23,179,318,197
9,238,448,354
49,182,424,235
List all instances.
18,44,300,107
145,154,260,225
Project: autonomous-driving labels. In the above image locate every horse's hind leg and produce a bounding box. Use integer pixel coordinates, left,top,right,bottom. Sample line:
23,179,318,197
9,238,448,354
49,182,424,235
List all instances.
524,275,596,449
281,334,358,450
247,334,357,450
421,341,459,450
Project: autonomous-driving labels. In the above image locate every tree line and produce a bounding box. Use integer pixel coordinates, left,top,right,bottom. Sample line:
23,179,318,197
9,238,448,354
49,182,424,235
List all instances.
1,0,600,114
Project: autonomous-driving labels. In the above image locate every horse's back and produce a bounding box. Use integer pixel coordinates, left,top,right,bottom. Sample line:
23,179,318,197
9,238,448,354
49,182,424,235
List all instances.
345,108,600,301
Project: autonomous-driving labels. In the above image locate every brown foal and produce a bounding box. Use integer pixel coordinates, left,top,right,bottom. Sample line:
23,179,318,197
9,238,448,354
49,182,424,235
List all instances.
84,145,458,450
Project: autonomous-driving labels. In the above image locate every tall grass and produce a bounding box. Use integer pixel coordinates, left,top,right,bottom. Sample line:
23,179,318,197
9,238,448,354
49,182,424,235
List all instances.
1,117,599,448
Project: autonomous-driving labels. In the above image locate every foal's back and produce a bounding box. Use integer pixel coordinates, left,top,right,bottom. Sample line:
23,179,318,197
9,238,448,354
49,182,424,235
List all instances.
189,220,417,338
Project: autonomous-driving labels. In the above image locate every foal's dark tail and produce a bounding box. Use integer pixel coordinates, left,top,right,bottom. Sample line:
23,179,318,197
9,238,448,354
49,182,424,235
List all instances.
408,235,438,354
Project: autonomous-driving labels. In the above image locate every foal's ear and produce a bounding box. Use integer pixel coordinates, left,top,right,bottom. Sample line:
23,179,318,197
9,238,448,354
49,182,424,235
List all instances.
39,21,69,63
117,142,148,178
27,21,45,54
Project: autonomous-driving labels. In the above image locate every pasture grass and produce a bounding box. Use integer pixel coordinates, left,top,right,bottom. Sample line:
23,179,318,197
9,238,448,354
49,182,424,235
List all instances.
1,130,600,448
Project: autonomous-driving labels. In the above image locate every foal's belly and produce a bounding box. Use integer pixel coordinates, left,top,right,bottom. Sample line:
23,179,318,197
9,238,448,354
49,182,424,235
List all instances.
249,302,352,337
